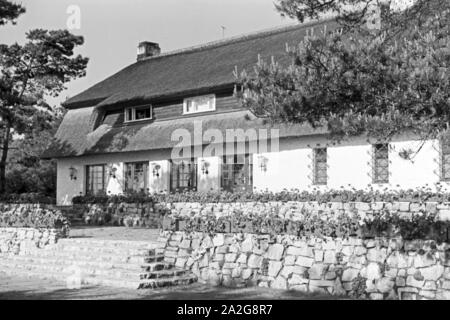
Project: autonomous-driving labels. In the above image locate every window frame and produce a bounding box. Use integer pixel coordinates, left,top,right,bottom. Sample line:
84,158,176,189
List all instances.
85,164,106,195
312,148,328,185
183,94,216,115
169,158,198,192
440,137,450,181
124,161,149,193
124,104,153,123
372,143,390,184
221,154,253,192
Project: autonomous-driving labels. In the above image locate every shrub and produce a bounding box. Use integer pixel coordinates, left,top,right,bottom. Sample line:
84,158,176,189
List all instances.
154,187,450,204
70,186,450,205
72,191,154,204
0,207,70,235
164,209,450,243
0,193,55,204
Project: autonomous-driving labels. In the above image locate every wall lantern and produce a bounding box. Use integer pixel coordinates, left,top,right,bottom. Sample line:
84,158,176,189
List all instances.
258,155,268,172
69,166,77,180
152,164,161,178
108,165,117,179
201,159,209,175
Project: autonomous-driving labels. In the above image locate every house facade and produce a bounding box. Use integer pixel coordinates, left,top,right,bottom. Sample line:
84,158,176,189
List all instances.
43,19,450,205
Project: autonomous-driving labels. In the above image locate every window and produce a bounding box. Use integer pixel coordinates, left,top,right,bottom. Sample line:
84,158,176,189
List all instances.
372,144,389,184
440,137,450,181
313,148,327,185
221,154,253,192
170,159,197,192
124,105,152,122
86,165,106,195
183,95,216,114
124,162,148,192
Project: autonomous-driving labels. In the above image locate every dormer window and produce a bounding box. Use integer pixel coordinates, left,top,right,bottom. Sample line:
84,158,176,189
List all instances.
124,105,152,122
183,94,216,114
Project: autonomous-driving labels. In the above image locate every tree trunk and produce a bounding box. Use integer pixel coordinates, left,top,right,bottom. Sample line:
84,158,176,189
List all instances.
0,119,11,194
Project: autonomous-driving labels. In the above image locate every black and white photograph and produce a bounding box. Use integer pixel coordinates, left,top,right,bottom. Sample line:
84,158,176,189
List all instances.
0,0,449,306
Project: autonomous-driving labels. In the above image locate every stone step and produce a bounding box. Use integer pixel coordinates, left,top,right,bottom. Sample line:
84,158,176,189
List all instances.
59,238,161,249
0,237,197,290
54,244,160,256
0,254,174,272
0,258,189,281
136,275,198,290
0,265,69,281
73,274,197,290
11,250,165,264
0,261,197,290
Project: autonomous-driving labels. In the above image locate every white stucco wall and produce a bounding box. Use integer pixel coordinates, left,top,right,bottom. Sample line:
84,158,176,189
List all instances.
252,136,448,193
55,136,449,205
327,144,372,190
149,160,170,193
56,161,85,205
198,156,221,192
253,149,312,192
389,139,441,189
106,162,124,195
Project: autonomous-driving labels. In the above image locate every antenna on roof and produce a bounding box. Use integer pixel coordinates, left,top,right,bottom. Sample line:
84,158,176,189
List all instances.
221,26,226,38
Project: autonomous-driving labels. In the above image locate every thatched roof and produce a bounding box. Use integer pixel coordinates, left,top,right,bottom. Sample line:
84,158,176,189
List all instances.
44,19,336,159
63,19,337,109
42,109,326,158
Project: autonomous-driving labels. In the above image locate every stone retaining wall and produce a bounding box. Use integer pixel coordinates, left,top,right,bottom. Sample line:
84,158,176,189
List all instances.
159,231,450,300
159,201,450,221
0,227,62,255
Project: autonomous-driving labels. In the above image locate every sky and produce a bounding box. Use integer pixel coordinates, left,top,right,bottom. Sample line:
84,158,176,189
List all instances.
0,0,296,107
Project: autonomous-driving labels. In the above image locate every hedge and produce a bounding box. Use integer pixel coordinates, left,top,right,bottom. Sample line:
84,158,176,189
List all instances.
162,210,450,243
0,193,55,204
73,187,450,204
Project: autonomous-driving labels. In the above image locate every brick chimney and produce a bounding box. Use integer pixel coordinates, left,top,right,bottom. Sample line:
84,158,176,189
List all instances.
137,41,161,61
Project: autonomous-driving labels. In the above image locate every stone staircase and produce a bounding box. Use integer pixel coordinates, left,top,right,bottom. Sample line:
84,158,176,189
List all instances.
0,238,197,289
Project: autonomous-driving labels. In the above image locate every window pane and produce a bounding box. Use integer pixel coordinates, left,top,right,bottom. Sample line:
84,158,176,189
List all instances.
125,108,133,121
184,95,215,114
221,154,253,192
185,100,192,113
135,106,151,120
313,148,327,185
170,159,197,192
441,138,450,180
125,162,148,192
373,144,389,183
86,165,105,195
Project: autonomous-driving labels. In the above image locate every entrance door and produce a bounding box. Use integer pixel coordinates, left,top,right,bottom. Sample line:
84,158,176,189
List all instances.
170,159,197,192
221,154,253,192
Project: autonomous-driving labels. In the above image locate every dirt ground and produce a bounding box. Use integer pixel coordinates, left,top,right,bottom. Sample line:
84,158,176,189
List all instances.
0,273,344,300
